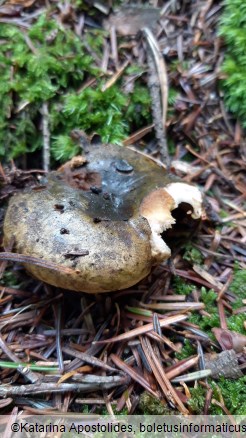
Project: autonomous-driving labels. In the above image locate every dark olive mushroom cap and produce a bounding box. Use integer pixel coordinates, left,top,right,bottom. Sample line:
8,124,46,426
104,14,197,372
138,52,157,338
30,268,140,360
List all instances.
3,144,203,293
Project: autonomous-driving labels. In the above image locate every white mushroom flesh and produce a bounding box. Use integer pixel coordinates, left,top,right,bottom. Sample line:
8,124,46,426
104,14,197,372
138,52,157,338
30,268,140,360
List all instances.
140,182,203,262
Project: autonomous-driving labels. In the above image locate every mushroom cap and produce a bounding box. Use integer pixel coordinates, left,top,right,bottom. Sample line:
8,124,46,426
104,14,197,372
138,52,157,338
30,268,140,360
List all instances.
3,144,203,293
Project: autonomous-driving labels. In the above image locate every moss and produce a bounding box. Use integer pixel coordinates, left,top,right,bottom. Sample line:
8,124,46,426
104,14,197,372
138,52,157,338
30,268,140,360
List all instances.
174,275,245,335
173,277,195,296
227,266,246,334
188,386,206,414
230,266,246,302
200,288,217,311
190,312,220,332
1,270,21,288
167,137,176,155
219,0,246,128
51,135,81,162
187,377,246,415
138,392,178,415
79,404,90,414
0,15,152,164
210,377,246,415
183,244,204,265
227,314,246,334
176,339,196,360
174,267,246,416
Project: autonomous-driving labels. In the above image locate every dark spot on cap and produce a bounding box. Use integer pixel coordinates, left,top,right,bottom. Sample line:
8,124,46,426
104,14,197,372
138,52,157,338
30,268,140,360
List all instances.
54,204,64,213
90,186,102,194
63,250,89,260
32,185,47,191
60,228,69,234
115,159,133,173
103,192,110,200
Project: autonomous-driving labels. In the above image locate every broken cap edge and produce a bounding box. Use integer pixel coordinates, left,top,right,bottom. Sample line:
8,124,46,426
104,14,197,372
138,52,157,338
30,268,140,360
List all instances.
140,182,203,262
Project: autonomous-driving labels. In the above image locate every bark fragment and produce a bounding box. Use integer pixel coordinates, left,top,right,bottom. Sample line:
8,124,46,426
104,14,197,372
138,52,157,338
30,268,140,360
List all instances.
204,350,243,379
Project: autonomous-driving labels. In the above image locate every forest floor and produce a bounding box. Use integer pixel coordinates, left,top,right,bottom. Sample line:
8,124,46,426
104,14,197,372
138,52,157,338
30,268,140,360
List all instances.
0,0,245,419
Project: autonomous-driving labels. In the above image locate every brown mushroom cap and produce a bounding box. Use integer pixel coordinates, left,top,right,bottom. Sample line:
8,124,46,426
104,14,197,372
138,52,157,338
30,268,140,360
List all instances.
3,144,203,293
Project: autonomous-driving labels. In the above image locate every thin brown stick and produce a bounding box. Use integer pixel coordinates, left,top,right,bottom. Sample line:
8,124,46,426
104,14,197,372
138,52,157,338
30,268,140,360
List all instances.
0,379,128,397
141,337,189,414
0,334,40,384
93,314,187,344
143,27,169,165
62,346,117,373
110,353,159,398
0,252,77,276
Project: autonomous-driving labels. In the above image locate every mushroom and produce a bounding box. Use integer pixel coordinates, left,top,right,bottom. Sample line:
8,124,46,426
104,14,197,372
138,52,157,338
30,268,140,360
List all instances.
3,144,203,293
